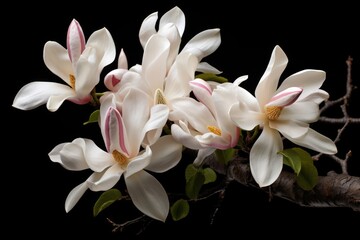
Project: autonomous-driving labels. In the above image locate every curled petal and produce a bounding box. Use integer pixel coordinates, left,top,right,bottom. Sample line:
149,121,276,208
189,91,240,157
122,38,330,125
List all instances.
229,102,264,131
125,146,152,178
139,11,158,48
171,122,203,149
88,164,124,191
159,6,185,37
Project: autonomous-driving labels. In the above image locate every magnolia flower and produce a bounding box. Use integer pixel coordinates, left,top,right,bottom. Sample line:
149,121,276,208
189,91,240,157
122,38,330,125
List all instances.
171,78,240,166
229,45,337,187
139,5,221,74
12,19,116,112
49,88,183,222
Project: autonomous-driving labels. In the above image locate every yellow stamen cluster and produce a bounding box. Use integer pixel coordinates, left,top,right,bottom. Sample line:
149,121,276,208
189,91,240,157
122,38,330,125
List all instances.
265,106,282,120
112,150,128,167
69,74,76,90
208,125,222,135
155,88,167,105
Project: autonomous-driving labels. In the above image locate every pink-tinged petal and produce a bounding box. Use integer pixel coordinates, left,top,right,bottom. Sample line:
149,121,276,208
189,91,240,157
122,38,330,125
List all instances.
269,119,309,139
190,79,213,109
65,181,88,212
82,138,115,172
159,6,185,37
195,132,232,150
229,102,264,131
12,82,73,111
182,28,221,62
67,19,85,66
143,104,169,146
139,11,158,48
255,45,288,108
125,146,152,178
142,34,170,93
165,52,198,99
104,106,129,156
146,135,183,172
266,87,302,107
43,41,73,85
125,170,169,222
283,128,337,154
280,102,319,123
86,27,116,71
250,126,283,187
104,69,126,92
88,164,124,191
193,148,216,166
171,122,203,150
277,70,326,101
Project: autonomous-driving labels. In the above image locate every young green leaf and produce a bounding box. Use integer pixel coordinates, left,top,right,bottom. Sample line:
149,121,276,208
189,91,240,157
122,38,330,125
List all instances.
170,199,190,221
202,167,217,184
215,148,236,165
83,110,100,125
196,73,228,83
93,188,121,217
185,171,205,200
296,161,318,190
279,148,303,175
185,164,198,183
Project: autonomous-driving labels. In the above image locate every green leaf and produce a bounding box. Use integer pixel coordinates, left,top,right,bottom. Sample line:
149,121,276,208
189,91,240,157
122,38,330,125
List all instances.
170,199,190,221
185,171,205,200
93,189,121,217
196,73,228,83
202,167,217,184
279,148,303,175
296,161,318,191
185,164,198,183
279,147,318,190
84,110,100,125
214,148,236,165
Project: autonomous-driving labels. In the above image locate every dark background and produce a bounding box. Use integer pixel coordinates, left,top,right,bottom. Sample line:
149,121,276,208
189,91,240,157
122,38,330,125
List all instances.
4,0,360,238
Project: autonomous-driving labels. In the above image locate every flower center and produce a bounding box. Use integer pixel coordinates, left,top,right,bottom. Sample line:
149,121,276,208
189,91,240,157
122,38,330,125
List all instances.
265,106,283,120
69,74,76,90
208,125,222,135
154,88,167,105
112,150,128,167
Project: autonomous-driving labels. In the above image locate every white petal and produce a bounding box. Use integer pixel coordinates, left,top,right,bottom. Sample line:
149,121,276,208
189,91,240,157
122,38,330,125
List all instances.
280,102,319,123
53,140,88,171
301,89,329,104
171,123,203,149
146,135,183,172
143,104,169,146
125,146,152,178
269,119,309,139
43,41,73,84
159,6,185,37
193,148,216,166
255,45,288,107
250,127,283,187
82,138,115,172
283,128,337,154
229,102,264,131
65,181,88,212
196,62,222,74
139,11,158,48
88,164,124,191
277,70,326,101
13,82,73,111
126,170,169,222
182,28,221,61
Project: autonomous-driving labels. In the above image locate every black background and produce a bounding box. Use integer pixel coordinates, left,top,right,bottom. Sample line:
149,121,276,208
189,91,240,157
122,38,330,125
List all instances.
4,0,360,238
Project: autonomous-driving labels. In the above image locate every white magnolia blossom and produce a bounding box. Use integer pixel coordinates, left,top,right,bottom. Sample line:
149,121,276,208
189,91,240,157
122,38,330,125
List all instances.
49,88,183,222
171,78,240,166
229,45,338,187
12,19,116,111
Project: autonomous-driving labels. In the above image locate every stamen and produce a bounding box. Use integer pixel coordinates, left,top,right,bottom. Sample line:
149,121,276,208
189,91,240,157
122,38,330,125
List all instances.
69,74,76,90
265,106,282,120
208,125,222,135
155,88,167,105
112,150,128,167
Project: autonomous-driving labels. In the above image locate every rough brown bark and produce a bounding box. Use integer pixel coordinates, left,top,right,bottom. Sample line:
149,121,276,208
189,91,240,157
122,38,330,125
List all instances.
207,155,360,212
